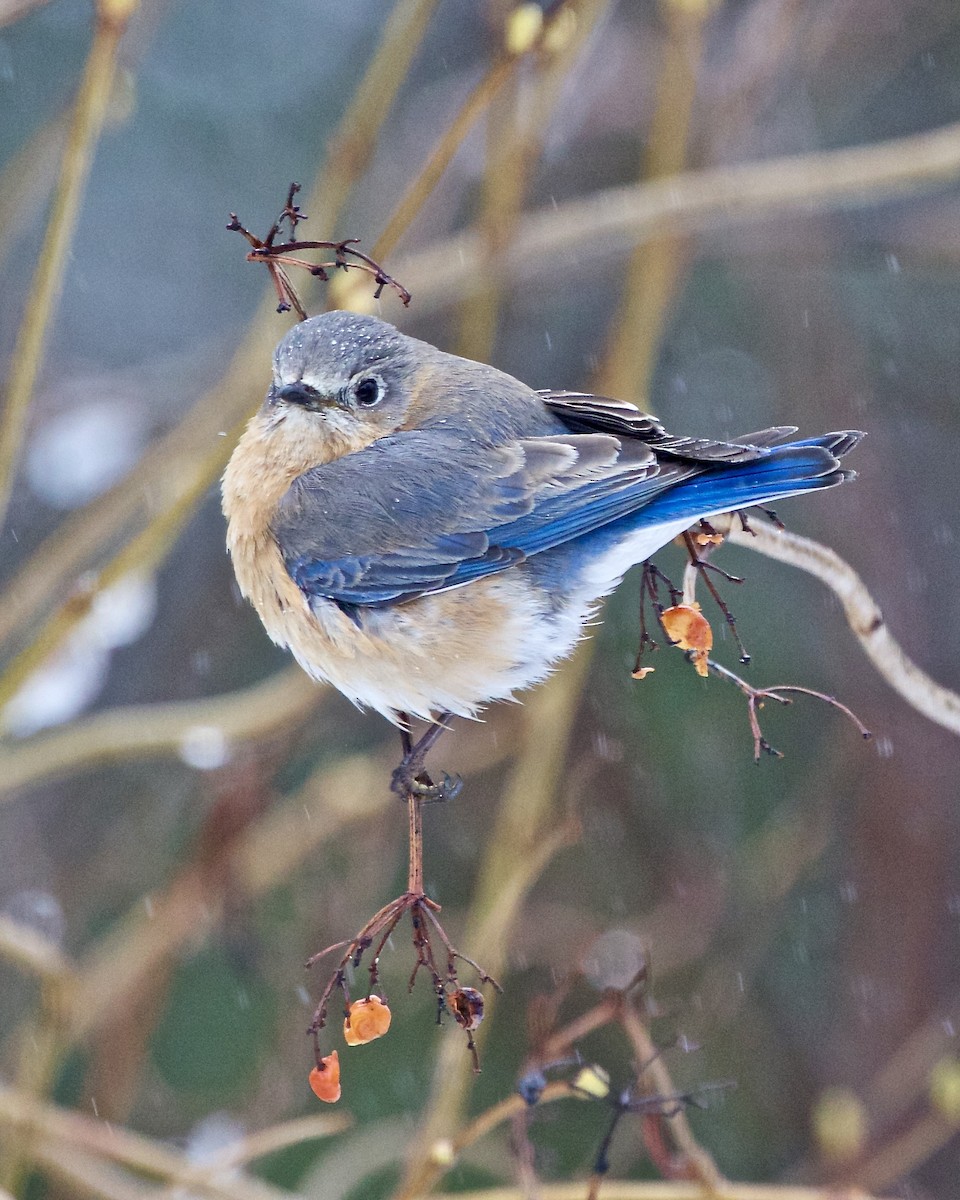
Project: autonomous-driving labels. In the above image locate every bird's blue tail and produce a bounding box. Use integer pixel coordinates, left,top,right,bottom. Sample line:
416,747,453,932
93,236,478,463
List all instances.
636,430,863,527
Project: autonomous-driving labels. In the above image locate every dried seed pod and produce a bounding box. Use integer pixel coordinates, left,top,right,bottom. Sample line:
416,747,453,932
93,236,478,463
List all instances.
309,1051,341,1103
344,995,392,1046
448,987,484,1031
661,603,713,677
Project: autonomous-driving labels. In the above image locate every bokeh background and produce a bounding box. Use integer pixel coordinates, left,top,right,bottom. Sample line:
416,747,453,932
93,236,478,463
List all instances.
2,1,960,1197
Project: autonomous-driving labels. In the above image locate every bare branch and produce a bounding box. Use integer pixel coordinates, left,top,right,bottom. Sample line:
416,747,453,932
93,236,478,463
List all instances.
718,516,960,738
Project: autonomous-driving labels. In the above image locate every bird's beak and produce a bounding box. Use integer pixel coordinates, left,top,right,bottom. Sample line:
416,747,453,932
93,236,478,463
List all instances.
275,382,345,410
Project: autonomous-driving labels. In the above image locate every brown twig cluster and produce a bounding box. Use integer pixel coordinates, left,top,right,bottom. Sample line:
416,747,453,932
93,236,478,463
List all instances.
634,516,873,760
515,964,731,1197
305,780,500,1078
306,887,501,1075
707,661,873,761
227,182,412,319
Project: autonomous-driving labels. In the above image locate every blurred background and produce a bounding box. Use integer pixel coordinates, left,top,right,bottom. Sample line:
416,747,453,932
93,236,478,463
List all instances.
2,1,960,1197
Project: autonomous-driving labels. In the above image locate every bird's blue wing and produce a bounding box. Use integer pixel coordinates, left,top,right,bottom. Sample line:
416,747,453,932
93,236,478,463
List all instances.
272,426,860,611
273,429,652,607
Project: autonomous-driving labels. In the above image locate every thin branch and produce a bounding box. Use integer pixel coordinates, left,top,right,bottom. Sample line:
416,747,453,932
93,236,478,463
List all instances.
394,656,591,1200
707,659,872,762
0,667,319,800
226,201,414,315
618,1005,723,1192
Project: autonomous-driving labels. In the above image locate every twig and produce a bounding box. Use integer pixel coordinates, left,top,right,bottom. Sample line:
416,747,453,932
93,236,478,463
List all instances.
633,561,684,671
394,656,591,1200
681,532,750,664
618,1006,724,1193
305,776,501,1075
227,192,412,317
707,659,872,761
306,890,501,1075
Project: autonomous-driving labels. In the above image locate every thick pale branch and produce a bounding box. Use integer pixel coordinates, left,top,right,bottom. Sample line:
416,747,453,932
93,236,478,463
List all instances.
719,517,960,737
396,120,960,310
0,1085,299,1200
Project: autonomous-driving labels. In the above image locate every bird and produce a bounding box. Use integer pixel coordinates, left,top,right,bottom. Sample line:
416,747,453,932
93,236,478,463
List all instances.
222,310,863,796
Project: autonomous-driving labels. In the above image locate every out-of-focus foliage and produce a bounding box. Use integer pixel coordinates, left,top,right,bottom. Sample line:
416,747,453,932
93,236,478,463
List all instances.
2,1,960,1198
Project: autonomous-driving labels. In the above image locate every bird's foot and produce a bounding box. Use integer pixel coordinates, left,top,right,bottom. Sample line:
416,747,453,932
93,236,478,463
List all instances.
390,760,462,803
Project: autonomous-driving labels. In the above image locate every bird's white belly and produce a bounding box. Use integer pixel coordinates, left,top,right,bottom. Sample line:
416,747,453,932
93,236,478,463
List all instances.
287,517,691,721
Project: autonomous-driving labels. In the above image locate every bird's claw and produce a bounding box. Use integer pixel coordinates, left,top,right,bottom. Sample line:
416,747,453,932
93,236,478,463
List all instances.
434,772,463,802
390,765,462,803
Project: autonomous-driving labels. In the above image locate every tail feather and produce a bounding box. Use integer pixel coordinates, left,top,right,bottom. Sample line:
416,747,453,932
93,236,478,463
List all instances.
783,430,865,458
637,432,863,527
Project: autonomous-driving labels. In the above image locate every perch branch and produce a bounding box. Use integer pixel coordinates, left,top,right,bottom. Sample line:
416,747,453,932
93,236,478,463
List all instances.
718,516,960,737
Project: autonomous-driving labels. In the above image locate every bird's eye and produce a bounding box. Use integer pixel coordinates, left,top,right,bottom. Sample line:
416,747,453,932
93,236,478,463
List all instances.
354,376,382,407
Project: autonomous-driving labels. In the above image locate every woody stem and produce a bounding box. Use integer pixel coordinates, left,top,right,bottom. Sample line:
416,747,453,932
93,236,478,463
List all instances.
408,789,424,895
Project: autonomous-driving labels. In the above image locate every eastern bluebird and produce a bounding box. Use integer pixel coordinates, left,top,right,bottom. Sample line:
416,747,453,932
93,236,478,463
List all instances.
222,311,863,794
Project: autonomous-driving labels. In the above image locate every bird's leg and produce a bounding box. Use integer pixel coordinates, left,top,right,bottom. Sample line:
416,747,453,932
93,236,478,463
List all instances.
391,713,462,802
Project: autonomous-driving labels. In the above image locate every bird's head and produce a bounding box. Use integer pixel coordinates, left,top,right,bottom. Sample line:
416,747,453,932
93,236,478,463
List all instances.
262,311,421,456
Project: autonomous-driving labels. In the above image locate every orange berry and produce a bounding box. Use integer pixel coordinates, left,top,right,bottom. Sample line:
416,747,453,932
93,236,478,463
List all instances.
661,603,713,677
308,1051,341,1103
344,995,392,1046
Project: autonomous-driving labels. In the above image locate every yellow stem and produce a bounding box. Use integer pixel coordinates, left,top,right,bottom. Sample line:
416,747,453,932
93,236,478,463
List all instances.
598,0,715,402
0,1,136,529
374,55,515,261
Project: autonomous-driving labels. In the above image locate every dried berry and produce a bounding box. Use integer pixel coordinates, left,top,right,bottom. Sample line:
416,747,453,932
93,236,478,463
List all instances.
661,603,713,677
344,995,392,1046
448,987,484,1031
309,1051,341,1103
